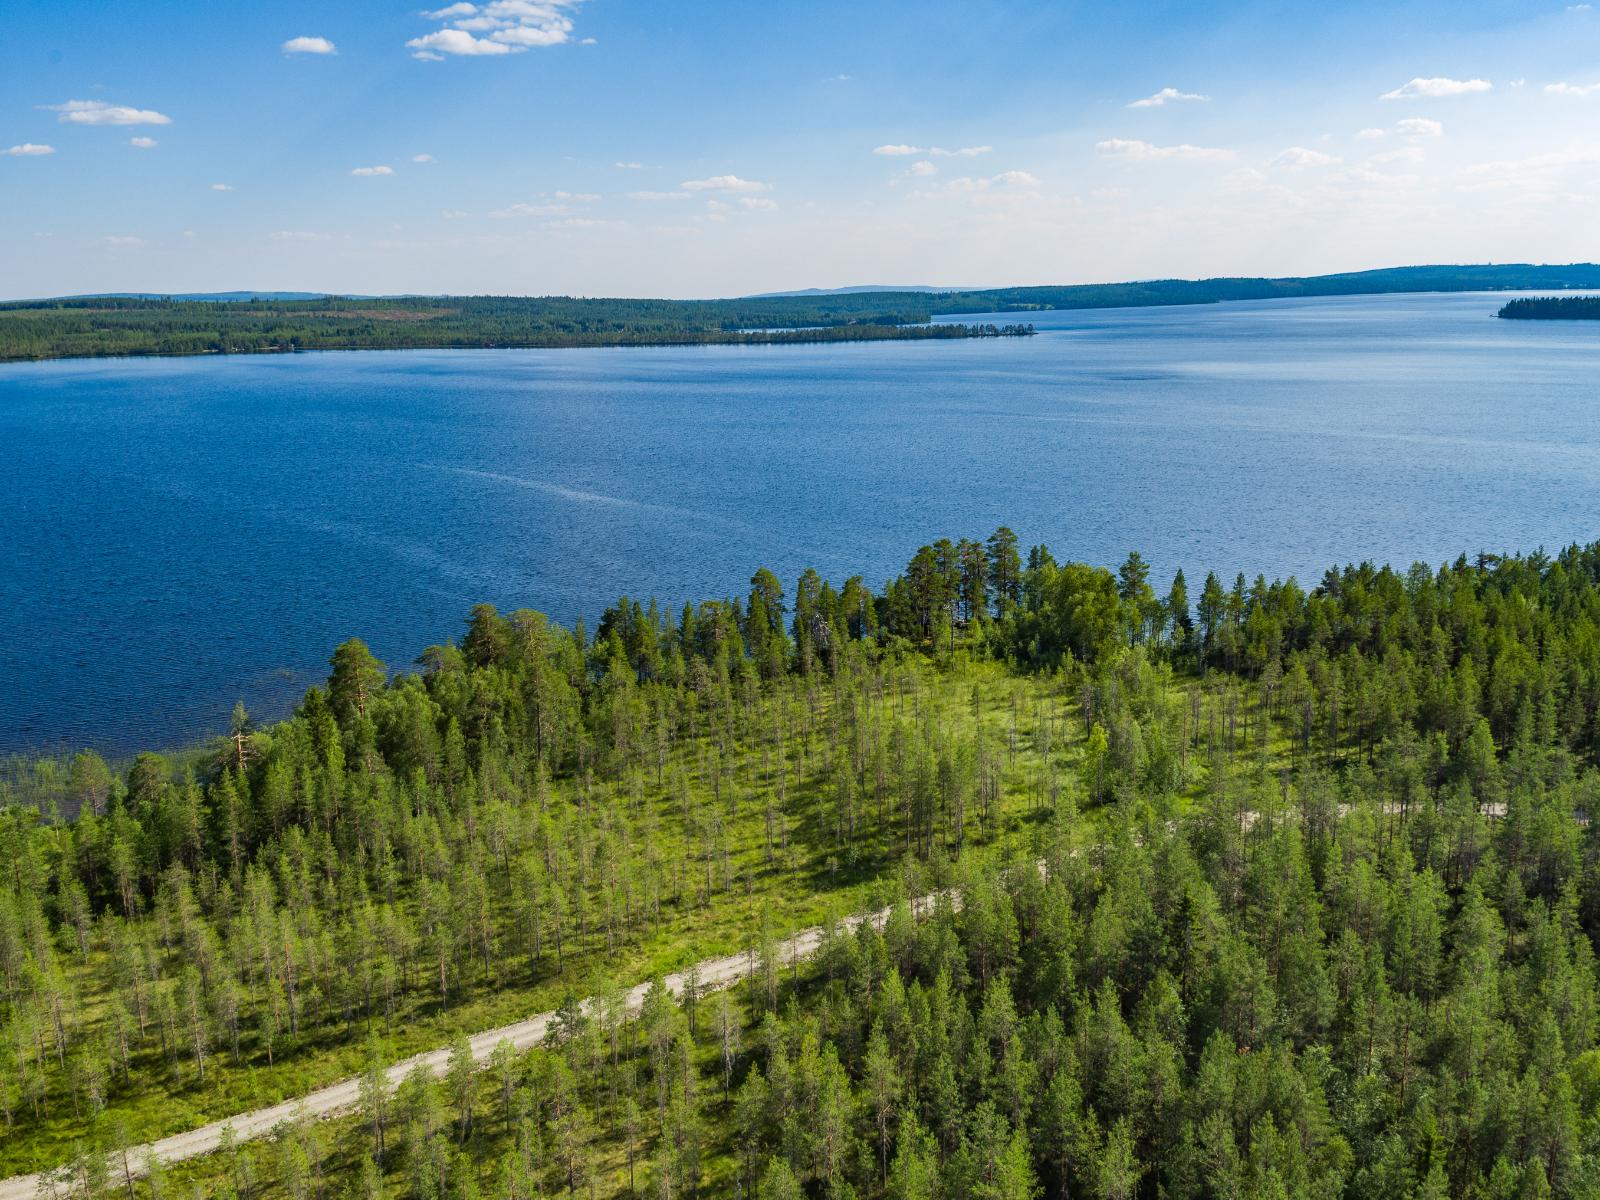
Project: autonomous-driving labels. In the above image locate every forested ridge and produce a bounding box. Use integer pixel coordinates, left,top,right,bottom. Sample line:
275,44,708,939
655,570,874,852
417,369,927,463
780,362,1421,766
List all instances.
0,295,1033,362
1498,297,1600,320
2,262,1598,362
8,533,1600,1199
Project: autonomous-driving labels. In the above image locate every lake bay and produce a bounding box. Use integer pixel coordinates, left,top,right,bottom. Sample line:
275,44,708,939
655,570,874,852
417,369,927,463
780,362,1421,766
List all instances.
2,290,1596,753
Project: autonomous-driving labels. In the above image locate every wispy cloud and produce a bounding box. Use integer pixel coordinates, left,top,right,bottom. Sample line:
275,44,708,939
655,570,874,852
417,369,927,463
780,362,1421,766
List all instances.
1095,138,1232,162
283,36,336,55
627,190,689,200
873,143,990,157
351,165,395,176
1545,81,1600,97
907,160,938,177
739,197,778,210
1127,86,1208,108
1271,146,1339,168
489,202,568,217
46,100,171,126
130,136,157,149
681,174,770,192
270,230,333,242
1393,117,1443,137
409,1,582,59
4,143,55,156
104,235,145,247
1380,77,1491,100
210,182,233,191
614,161,644,169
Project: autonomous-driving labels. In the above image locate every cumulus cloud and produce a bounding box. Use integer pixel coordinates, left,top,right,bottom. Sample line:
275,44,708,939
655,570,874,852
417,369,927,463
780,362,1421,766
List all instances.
46,100,171,126
1128,86,1209,108
1380,77,1491,100
554,190,599,201
4,143,55,156
873,144,923,156
907,160,938,177
1272,146,1338,167
739,197,778,210
1394,117,1443,137
283,36,336,54
681,174,769,192
210,182,233,191
992,170,1038,185
130,136,157,148
351,165,395,176
1095,138,1233,162
627,190,689,200
408,1,582,59
1545,81,1600,96
412,153,435,163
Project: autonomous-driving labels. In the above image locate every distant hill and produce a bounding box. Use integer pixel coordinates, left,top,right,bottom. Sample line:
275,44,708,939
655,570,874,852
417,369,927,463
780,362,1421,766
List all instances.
747,285,983,298
6,264,1599,363
64,291,345,303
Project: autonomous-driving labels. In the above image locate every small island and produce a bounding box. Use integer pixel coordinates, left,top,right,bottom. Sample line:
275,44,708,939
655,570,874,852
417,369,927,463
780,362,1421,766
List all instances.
1497,295,1600,320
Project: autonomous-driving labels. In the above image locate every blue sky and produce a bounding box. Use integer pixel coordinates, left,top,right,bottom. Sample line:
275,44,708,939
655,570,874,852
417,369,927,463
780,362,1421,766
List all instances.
3,0,1599,297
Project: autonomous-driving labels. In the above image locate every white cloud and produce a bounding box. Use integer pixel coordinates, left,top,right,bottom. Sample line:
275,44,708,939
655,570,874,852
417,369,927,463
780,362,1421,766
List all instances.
739,197,778,210
351,165,395,176
1545,81,1600,97
1356,128,1387,140
1370,145,1426,165
46,100,171,126
931,145,991,157
4,143,55,156
908,160,938,177
1271,146,1338,168
1394,117,1443,137
992,170,1038,185
681,174,770,192
270,230,333,241
876,143,991,158
130,136,157,148
554,190,599,201
627,190,689,200
490,202,567,217
873,144,923,156
615,161,644,169
1380,77,1491,100
104,235,145,247
1095,138,1233,162
408,0,581,59
1128,86,1209,108
283,36,336,55
210,182,233,191
407,29,512,57
412,153,435,163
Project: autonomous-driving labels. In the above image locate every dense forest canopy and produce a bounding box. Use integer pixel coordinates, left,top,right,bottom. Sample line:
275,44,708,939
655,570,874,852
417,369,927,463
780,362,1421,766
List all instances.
1498,296,1600,320
7,532,1600,1199
2,262,1596,361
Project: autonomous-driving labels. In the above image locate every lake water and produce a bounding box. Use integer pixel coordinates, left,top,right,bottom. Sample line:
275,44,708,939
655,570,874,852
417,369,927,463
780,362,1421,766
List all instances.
3,290,1598,755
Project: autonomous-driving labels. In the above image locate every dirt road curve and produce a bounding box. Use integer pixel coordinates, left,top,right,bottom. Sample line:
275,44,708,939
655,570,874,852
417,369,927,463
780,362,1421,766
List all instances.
0,897,918,1199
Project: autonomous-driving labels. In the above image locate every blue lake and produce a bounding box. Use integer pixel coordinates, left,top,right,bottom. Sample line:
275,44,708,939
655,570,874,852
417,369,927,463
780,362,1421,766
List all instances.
2,290,1597,754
